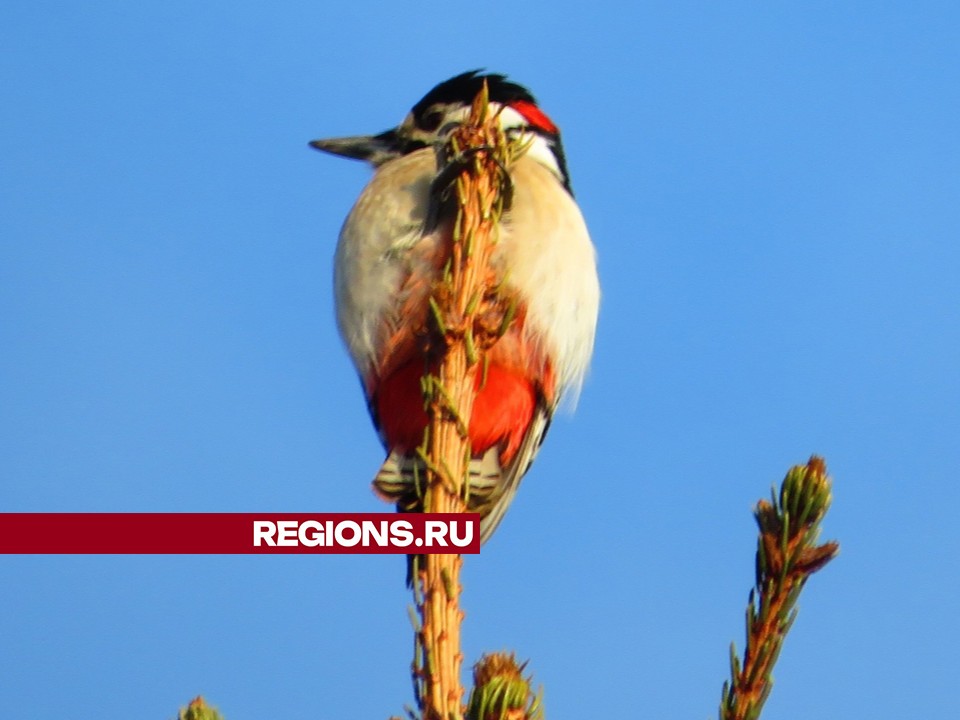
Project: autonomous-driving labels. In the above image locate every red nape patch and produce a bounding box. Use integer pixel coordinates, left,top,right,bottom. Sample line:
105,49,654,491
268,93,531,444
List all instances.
375,361,537,466
509,100,559,135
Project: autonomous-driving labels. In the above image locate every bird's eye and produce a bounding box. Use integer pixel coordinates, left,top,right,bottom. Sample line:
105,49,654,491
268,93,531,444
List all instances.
419,109,443,132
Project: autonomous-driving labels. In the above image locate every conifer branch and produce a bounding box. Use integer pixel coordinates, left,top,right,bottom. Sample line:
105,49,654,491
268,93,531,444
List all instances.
411,82,519,720
720,456,840,720
466,653,543,720
177,696,224,720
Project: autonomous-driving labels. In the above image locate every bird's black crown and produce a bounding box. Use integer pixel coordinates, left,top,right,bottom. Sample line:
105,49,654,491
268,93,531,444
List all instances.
411,70,540,125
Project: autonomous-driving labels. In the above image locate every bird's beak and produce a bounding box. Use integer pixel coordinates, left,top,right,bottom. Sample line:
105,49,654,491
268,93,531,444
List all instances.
309,129,403,166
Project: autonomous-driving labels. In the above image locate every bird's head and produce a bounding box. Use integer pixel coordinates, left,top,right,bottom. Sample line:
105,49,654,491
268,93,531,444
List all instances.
311,70,572,192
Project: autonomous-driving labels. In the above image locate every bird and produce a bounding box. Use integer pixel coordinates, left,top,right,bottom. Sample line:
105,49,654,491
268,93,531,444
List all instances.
311,70,599,545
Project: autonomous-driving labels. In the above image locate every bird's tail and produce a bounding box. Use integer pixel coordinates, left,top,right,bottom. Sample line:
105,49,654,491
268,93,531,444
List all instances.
373,446,502,511
373,406,551,584
374,447,501,586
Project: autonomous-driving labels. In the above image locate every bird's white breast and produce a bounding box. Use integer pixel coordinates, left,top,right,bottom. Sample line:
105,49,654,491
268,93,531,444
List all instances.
334,147,599,402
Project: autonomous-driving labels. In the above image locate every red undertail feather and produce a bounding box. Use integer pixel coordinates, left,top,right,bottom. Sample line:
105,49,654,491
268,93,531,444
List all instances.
375,360,537,465
370,312,558,550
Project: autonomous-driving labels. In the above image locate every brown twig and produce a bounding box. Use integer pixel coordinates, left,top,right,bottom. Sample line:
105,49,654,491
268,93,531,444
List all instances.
412,82,515,720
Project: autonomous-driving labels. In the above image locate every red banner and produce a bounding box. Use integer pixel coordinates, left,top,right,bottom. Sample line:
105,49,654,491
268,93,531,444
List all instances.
0,513,481,554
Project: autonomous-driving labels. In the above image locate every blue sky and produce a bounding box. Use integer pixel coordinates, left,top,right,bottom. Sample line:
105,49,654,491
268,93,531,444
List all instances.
2,2,958,718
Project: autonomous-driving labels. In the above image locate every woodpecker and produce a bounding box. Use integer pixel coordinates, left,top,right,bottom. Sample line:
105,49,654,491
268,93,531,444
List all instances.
311,71,599,544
